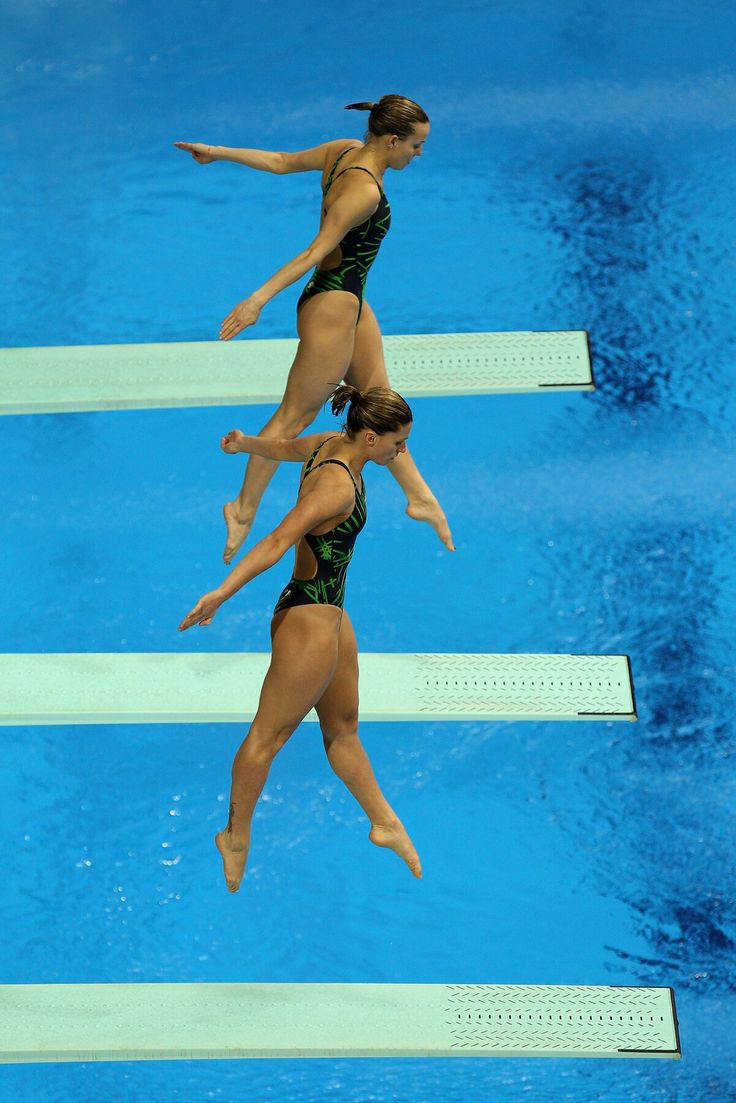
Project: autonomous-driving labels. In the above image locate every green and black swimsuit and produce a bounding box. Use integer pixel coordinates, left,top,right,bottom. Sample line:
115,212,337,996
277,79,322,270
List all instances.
274,437,367,614
296,147,391,320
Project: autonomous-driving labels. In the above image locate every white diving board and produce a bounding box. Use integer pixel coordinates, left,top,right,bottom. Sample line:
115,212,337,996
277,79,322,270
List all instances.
0,331,594,415
0,983,680,1062
0,652,636,724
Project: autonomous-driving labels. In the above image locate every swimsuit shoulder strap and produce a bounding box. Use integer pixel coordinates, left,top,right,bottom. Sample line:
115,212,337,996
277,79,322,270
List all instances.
309,458,361,495
333,164,384,197
303,436,335,475
324,147,356,193
302,437,365,495
303,455,364,498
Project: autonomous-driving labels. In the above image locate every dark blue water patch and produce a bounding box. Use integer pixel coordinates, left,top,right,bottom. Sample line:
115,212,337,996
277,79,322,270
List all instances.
494,142,735,413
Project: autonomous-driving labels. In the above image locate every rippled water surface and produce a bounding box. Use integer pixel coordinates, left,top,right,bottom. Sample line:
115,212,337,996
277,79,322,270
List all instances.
1,1,735,1100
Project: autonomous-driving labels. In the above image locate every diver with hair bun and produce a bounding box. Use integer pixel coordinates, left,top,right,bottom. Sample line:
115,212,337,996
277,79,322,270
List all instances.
178,385,422,892
174,95,454,564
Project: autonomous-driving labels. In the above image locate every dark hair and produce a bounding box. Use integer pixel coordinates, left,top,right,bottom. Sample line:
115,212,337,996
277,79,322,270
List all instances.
344,94,429,140
328,384,412,437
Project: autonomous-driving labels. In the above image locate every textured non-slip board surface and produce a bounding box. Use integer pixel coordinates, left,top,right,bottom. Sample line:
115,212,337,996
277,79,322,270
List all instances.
0,652,636,724
0,331,594,415
0,983,679,1062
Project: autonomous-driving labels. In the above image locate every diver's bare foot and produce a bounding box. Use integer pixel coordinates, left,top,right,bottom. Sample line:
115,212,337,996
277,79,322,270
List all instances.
222,501,255,564
369,818,422,878
215,831,249,892
405,496,455,551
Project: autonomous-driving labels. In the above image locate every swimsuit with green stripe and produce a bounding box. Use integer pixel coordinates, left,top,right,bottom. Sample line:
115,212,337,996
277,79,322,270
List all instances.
274,437,367,614
296,147,391,320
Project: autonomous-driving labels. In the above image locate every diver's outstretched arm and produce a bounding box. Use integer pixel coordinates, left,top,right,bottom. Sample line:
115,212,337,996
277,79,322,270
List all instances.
173,138,354,174
220,429,335,462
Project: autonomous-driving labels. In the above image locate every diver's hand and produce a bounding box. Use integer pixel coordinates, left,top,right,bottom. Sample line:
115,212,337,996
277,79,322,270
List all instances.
219,296,263,340
174,141,216,164
178,590,224,631
221,430,248,454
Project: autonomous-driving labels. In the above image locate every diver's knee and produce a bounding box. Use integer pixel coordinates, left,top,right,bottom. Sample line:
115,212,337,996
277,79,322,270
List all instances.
276,403,317,436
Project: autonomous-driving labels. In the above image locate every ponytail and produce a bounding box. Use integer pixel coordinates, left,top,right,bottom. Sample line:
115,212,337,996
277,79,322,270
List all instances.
329,383,361,418
343,94,429,140
328,384,412,436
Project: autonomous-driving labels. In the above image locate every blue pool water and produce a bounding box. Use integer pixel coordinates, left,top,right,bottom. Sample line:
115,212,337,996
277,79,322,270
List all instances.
2,1,735,1100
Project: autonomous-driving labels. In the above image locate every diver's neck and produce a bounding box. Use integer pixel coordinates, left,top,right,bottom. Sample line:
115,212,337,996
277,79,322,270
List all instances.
331,435,370,474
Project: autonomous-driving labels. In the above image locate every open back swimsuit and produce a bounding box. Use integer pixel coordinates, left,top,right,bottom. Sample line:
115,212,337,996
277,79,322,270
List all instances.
296,147,391,320
273,437,367,614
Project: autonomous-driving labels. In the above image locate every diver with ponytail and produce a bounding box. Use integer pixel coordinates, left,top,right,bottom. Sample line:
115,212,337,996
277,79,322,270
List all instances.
174,95,454,566
178,387,421,892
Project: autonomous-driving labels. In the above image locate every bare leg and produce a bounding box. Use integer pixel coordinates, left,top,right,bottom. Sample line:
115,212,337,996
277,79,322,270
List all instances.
215,604,342,891
223,292,359,563
314,611,422,878
344,301,455,552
